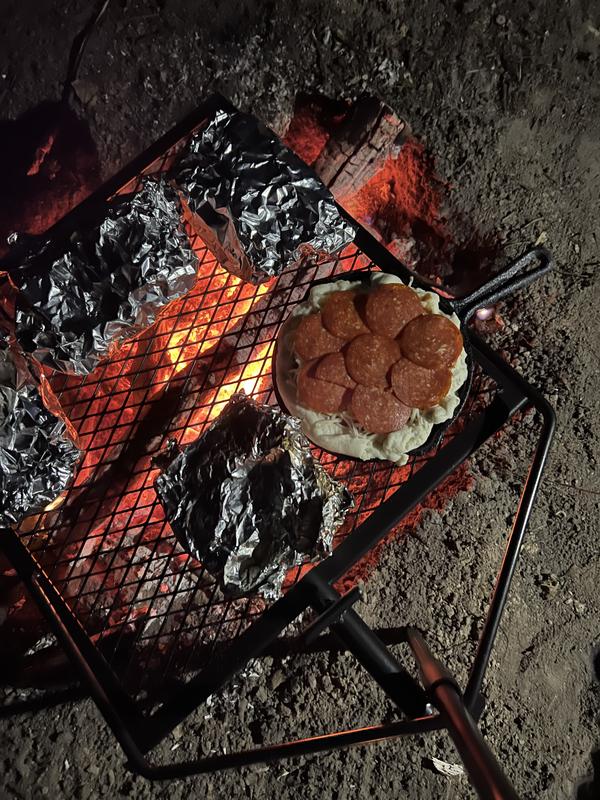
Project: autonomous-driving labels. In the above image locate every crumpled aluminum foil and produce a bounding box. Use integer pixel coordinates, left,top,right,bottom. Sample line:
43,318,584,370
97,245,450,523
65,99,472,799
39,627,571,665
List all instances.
171,107,356,284
0,340,80,527
155,394,352,598
11,177,198,374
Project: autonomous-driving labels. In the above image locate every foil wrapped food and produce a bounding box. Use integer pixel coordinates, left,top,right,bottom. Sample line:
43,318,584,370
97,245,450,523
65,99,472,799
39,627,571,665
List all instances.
0,340,80,527
10,177,198,374
155,394,352,598
171,107,356,284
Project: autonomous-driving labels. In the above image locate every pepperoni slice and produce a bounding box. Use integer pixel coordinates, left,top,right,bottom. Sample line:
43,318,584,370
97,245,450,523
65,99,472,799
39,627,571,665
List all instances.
314,352,356,389
351,385,411,434
365,283,424,337
399,314,463,368
297,360,348,414
321,291,369,340
391,358,453,409
294,312,344,362
345,333,401,387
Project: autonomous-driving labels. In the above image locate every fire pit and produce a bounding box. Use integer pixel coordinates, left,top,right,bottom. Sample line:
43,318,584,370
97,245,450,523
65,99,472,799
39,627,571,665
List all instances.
0,95,554,795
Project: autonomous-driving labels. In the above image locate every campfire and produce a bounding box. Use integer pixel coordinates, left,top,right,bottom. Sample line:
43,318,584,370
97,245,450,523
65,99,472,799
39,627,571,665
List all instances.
0,93,554,797
2,95,482,676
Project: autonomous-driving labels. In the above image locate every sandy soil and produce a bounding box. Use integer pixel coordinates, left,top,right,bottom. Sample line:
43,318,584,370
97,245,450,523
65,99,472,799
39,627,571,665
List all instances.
1,1,599,798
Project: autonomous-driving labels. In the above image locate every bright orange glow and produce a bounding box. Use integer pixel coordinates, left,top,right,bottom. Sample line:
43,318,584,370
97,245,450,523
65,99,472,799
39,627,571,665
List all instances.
165,278,270,376
11,98,487,654
207,339,275,421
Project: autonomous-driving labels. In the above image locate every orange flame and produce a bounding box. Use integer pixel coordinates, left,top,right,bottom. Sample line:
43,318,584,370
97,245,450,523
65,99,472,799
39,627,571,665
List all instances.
207,339,275,421
165,278,270,375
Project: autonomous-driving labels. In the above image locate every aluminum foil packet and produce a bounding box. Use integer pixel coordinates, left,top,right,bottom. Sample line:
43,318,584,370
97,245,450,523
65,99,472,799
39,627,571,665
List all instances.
0,340,80,527
10,177,199,374
171,107,356,284
155,394,353,598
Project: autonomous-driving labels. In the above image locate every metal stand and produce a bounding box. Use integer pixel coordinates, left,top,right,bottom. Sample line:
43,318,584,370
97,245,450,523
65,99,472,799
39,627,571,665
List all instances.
1,368,554,797
407,628,519,800
0,95,555,796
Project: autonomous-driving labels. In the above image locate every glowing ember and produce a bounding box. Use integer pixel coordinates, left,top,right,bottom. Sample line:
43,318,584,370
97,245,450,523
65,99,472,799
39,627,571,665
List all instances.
204,340,275,422
165,277,271,375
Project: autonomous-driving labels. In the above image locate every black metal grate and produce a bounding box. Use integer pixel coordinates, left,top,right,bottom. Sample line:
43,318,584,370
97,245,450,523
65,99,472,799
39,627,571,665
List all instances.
16,217,495,702
1,101,500,721
0,100,555,782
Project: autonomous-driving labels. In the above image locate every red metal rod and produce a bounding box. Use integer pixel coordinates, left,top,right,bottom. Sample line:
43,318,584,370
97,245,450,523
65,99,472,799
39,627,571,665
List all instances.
407,627,520,800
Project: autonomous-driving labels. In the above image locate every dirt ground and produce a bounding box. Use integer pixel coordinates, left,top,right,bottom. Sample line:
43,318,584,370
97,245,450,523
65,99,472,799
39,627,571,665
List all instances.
1,0,599,798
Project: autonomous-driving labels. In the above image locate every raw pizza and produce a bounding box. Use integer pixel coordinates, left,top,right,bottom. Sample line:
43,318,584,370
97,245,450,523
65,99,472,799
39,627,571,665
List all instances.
275,272,468,464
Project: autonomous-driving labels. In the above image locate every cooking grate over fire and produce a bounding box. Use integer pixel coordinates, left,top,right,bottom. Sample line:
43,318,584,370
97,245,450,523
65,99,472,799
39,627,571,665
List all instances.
0,100,556,791
15,218,496,696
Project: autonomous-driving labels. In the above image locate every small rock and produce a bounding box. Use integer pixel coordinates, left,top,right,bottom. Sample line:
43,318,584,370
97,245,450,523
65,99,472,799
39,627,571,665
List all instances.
535,573,560,597
71,79,98,106
255,685,268,704
269,670,286,690
172,724,184,741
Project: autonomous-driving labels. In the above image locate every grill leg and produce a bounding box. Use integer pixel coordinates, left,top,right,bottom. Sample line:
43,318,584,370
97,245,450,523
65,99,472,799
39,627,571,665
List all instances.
302,572,520,800
407,627,520,800
301,571,429,718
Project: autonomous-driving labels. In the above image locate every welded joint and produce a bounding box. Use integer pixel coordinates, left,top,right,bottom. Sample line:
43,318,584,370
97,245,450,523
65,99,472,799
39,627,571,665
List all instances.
303,585,363,646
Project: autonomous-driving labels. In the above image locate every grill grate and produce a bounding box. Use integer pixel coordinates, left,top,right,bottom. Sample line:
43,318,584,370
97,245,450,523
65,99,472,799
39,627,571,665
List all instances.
16,228,496,700
0,101,558,787
0,99,556,784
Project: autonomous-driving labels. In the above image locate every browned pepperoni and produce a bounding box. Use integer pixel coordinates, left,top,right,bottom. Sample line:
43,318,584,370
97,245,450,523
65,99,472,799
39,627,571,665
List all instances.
297,360,348,414
351,385,411,434
345,333,401,387
365,283,424,337
294,312,344,362
314,352,356,389
399,314,463,368
391,358,453,409
321,291,369,340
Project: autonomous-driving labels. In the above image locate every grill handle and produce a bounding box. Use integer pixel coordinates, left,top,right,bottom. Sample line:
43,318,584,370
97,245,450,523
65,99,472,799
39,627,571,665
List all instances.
407,628,521,800
453,247,552,323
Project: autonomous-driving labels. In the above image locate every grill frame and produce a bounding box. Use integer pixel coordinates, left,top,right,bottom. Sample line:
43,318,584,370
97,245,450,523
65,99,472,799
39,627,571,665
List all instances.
0,95,555,778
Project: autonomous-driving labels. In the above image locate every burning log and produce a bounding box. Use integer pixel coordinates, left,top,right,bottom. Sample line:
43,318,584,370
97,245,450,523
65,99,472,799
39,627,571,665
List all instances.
0,103,99,259
311,95,408,198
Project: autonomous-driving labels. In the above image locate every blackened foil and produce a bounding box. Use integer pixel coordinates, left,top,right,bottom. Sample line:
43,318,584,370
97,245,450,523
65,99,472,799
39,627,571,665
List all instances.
155,394,352,598
11,177,198,374
171,108,355,284
0,340,80,527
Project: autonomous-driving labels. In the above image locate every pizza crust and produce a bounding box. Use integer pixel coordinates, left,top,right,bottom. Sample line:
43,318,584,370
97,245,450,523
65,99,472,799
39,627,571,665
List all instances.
275,272,469,464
